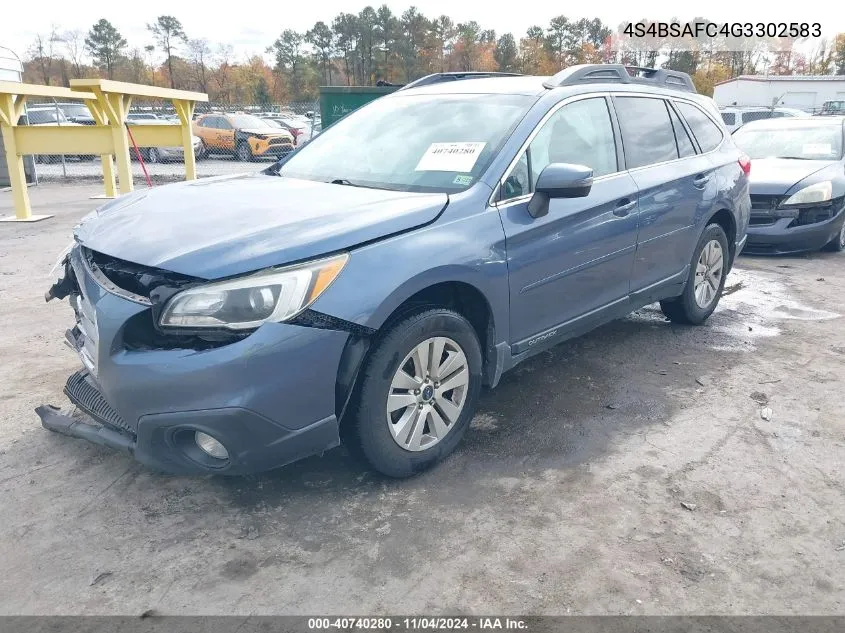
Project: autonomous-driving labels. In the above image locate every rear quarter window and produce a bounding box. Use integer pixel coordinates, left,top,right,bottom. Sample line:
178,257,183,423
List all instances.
676,102,724,152
613,96,679,169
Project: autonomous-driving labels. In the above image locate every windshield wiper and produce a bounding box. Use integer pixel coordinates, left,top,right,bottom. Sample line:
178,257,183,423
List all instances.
773,156,816,160
329,178,365,187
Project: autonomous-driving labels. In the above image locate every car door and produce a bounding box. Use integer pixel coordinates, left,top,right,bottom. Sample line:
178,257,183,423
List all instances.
614,95,714,293
217,116,236,151
195,116,217,149
496,95,640,351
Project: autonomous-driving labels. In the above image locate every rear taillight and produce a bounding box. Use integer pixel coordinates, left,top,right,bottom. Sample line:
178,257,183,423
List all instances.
738,154,751,176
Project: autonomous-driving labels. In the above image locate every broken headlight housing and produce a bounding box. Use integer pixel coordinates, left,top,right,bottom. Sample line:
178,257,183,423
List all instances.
781,181,833,207
159,253,348,331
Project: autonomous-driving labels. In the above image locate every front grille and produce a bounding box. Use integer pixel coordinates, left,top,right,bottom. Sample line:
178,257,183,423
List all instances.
65,370,135,435
750,195,783,212
749,216,776,226
84,248,198,300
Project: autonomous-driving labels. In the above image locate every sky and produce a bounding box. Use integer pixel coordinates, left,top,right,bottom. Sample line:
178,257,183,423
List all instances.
2,0,844,64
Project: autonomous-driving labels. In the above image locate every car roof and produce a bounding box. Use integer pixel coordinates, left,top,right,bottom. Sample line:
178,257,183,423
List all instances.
737,116,845,130
396,76,551,97
392,74,715,104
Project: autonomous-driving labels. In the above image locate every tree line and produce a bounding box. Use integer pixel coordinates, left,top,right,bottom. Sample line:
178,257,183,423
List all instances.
22,10,845,103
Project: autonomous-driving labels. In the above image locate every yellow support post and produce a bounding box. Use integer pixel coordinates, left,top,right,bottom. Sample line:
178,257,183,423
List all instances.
81,97,116,199
0,91,50,222
173,99,197,180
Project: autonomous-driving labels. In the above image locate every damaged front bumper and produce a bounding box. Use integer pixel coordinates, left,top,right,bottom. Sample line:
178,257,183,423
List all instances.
40,245,348,475
745,202,845,255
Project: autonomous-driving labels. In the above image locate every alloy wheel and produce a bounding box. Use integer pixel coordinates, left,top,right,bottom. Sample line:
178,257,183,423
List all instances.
386,336,469,452
694,239,724,309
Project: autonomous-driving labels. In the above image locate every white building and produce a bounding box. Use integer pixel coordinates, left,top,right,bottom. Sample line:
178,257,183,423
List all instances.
713,75,845,112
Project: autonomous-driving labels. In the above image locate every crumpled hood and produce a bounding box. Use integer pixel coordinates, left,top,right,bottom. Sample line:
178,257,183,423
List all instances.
749,158,839,195
74,173,448,279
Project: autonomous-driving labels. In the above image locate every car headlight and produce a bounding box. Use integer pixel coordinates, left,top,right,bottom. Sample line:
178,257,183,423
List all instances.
781,181,833,206
159,253,348,330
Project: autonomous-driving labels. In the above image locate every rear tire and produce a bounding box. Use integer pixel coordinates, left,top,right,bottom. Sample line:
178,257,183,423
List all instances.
347,308,483,478
824,221,845,252
660,223,729,325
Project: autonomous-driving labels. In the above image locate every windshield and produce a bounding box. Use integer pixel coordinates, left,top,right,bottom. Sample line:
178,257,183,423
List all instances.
27,109,68,124
732,124,844,160
279,93,533,193
59,104,90,118
230,115,269,129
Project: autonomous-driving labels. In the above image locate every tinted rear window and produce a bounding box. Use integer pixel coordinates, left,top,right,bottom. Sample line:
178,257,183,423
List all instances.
677,102,724,152
721,112,736,125
614,97,678,169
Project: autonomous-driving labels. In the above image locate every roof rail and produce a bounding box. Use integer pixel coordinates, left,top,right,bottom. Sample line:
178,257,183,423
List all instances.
400,72,523,91
543,64,696,93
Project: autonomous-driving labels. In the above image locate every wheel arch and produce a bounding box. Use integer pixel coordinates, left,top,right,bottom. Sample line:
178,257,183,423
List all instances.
705,207,738,268
334,275,501,425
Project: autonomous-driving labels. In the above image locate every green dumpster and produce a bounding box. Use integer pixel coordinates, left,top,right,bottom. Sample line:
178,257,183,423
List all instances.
319,86,400,129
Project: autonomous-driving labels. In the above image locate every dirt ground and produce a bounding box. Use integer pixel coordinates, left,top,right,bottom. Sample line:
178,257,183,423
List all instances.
1,183,843,615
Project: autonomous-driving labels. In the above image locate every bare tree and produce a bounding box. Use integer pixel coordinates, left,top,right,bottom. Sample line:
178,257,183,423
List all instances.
28,28,60,85
188,38,211,93
62,29,86,78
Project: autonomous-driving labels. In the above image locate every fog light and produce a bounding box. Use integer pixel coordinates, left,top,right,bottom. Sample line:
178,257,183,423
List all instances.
195,431,229,460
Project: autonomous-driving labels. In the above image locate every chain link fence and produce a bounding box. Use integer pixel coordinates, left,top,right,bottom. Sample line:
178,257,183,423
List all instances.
19,97,321,185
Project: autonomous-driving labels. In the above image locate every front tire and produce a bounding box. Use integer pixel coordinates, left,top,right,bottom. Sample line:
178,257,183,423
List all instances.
348,308,483,478
660,223,729,325
236,141,253,162
824,221,845,252
146,147,161,164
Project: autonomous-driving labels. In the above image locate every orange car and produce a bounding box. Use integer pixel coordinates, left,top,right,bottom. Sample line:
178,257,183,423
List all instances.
192,112,295,161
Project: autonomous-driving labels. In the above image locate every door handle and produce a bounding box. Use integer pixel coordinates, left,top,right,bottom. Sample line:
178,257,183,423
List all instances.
613,198,636,217
693,173,712,188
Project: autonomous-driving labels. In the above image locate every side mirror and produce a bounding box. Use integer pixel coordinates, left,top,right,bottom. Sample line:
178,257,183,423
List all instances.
527,163,594,218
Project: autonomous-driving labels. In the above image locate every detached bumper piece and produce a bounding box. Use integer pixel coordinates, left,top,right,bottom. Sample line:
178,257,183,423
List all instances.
37,369,137,454
36,405,134,454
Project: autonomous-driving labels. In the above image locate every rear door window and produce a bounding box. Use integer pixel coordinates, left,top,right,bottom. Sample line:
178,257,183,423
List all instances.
667,103,697,158
614,97,678,169
675,102,724,152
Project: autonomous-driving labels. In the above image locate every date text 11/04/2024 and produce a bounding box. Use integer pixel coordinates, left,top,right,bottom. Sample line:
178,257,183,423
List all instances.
307,617,529,630
622,21,821,39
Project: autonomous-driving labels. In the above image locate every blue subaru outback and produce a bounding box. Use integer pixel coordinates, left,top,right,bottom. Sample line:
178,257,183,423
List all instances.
41,65,750,477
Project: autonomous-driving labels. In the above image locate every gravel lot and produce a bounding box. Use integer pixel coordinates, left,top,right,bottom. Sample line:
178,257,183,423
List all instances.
1,183,844,615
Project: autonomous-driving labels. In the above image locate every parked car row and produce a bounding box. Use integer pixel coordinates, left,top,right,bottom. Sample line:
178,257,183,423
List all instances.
192,112,296,161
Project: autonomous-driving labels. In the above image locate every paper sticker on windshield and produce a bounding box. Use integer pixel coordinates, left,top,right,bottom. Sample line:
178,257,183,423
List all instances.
802,143,831,155
415,142,486,172
453,175,473,186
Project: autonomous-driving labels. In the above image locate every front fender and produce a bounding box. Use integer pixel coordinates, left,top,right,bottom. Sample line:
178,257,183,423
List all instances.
310,204,510,344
